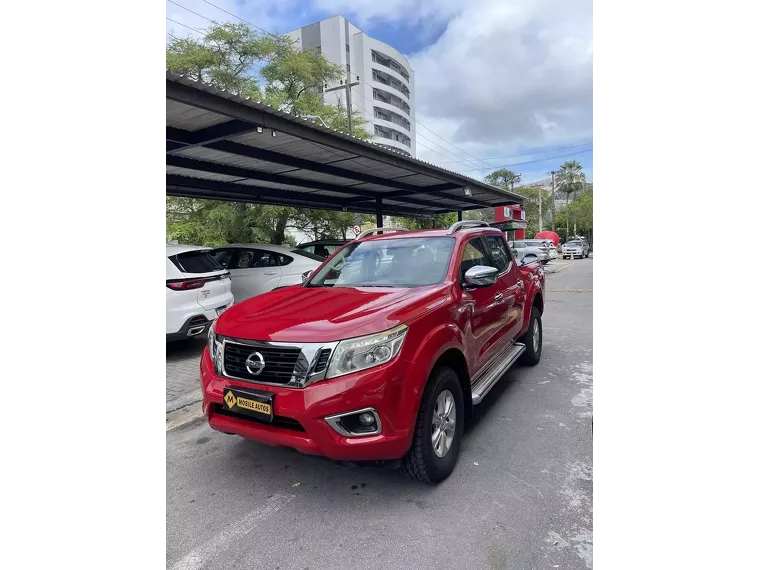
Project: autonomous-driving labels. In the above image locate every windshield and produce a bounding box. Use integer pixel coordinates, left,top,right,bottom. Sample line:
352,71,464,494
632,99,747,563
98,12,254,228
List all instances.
307,237,455,288
290,248,327,262
567,241,582,246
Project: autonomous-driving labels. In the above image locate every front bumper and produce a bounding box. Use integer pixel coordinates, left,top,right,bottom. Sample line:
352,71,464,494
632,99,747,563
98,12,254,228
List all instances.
200,348,415,461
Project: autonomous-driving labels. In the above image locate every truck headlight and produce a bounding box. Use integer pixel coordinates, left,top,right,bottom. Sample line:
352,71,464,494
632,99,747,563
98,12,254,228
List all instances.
326,324,408,379
207,322,223,374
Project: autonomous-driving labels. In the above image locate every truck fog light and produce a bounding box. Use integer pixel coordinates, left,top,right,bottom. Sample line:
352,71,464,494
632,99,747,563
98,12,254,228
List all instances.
358,412,376,426
325,408,382,437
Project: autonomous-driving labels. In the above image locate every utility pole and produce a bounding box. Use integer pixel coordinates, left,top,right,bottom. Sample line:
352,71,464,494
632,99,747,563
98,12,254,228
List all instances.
538,185,543,232
550,171,556,232
324,75,360,135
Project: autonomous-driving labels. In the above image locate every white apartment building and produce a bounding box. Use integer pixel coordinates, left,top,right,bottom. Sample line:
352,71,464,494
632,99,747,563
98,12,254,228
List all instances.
286,15,416,157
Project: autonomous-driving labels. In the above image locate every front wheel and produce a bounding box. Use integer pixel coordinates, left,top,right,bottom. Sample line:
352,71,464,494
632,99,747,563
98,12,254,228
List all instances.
401,366,464,483
518,308,542,365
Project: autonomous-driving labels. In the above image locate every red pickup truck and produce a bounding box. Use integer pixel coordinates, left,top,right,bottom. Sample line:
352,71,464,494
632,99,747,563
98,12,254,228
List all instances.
201,222,545,482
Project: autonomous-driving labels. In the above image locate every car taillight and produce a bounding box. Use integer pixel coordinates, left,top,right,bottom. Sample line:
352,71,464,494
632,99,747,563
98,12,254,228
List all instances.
166,278,206,290
538,247,547,251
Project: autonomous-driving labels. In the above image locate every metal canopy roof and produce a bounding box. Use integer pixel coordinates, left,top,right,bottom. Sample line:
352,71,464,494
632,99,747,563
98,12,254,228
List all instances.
166,71,524,218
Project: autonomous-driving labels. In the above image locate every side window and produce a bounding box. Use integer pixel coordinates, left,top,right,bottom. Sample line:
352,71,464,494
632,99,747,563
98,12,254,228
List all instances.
238,250,255,269
485,235,511,273
459,238,489,283
280,254,293,266
211,249,236,269
251,250,281,268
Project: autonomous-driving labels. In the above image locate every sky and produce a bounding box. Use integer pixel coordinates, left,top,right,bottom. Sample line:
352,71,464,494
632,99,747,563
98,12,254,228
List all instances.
165,0,593,186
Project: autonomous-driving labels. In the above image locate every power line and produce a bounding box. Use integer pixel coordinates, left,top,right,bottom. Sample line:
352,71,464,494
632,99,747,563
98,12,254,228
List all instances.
455,148,593,173
431,142,593,165
166,17,204,36
198,0,279,38
166,0,219,26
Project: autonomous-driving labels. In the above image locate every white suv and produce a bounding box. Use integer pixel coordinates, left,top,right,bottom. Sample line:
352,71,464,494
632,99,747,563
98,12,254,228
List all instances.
166,245,234,342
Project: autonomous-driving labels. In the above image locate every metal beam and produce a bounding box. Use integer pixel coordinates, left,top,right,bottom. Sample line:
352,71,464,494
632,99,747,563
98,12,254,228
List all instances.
167,76,524,205
166,185,428,218
346,187,493,209
197,140,459,195
165,155,450,212
166,120,260,152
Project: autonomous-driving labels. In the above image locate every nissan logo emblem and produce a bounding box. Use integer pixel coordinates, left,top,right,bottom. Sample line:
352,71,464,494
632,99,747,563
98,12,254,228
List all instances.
245,351,266,376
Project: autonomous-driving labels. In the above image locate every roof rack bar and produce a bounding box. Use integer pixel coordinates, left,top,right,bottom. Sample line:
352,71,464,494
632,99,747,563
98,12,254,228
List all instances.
447,220,490,234
356,227,408,240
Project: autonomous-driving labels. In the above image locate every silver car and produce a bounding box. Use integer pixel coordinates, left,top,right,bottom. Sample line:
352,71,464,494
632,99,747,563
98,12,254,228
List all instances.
510,240,551,264
562,239,589,259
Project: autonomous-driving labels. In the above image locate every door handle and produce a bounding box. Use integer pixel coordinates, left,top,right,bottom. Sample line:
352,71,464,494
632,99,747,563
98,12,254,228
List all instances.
517,280,524,289
494,292,504,302
264,271,277,276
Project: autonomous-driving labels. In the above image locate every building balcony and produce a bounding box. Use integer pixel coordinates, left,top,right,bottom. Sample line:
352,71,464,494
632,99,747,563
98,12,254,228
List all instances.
373,124,411,149
371,50,410,81
373,106,411,132
371,68,410,100
372,88,411,117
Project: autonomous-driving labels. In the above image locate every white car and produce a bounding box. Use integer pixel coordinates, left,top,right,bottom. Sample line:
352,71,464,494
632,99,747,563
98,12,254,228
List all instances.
166,245,234,342
209,244,322,302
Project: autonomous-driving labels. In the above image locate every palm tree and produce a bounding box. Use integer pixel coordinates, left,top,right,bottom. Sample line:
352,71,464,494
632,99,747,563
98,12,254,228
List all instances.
556,160,585,240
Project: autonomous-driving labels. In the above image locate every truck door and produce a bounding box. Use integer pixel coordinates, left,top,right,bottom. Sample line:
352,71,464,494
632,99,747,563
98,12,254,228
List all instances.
459,237,508,375
484,234,525,343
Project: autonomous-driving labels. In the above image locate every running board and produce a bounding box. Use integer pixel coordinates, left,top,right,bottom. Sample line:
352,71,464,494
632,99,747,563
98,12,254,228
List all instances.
471,343,526,405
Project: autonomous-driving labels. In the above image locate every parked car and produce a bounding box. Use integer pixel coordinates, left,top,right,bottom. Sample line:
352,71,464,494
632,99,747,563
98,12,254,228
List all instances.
510,239,551,264
166,245,233,342
210,244,322,302
562,239,589,259
293,239,348,260
202,221,545,483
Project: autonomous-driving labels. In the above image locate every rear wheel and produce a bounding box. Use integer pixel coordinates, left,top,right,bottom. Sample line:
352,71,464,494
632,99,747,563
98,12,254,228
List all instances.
518,307,542,365
401,366,464,483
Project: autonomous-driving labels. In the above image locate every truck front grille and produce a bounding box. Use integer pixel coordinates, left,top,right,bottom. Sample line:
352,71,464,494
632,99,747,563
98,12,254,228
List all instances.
223,341,301,384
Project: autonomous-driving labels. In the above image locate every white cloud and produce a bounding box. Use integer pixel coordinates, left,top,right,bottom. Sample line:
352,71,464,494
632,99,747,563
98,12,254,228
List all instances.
317,0,592,178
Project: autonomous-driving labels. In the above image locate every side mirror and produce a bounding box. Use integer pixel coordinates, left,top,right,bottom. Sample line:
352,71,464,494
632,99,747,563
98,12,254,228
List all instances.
464,265,498,288
520,254,538,266
301,270,312,283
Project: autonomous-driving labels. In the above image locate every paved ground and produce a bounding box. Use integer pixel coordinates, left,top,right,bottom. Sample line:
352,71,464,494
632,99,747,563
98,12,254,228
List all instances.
167,338,207,413
166,258,593,569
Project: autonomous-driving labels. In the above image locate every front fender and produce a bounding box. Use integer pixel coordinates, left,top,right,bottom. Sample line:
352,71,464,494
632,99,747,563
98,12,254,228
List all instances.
400,320,467,416
518,281,544,337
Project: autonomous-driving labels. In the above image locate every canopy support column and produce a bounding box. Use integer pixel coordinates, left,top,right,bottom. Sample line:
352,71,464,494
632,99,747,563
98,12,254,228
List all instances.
457,211,463,222
376,198,383,228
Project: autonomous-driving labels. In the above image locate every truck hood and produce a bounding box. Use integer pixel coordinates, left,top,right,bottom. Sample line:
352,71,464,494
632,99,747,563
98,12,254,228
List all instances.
215,284,451,342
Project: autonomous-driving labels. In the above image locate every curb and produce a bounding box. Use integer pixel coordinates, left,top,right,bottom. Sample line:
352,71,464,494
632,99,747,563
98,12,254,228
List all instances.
166,400,205,431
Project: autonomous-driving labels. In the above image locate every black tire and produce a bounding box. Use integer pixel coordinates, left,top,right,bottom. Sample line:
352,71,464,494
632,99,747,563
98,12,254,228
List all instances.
401,366,464,483
518,307,542,365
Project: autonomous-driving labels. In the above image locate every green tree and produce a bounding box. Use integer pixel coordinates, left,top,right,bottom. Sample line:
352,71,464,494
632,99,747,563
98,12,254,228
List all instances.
464,209,496,223
166,23,281,99
390,212,457,230
484,168,521,191
517,185,552,237
555,189,593,244
166,22,371,244
555,160,586,238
